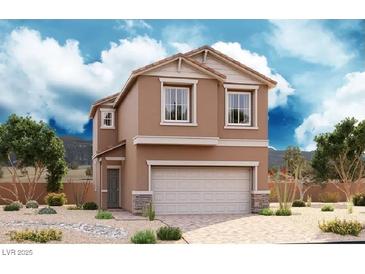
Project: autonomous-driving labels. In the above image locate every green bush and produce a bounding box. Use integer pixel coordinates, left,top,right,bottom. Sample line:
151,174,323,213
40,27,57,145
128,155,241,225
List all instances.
318,192,339,203
319,219,363,236
45,192,67,206
83,202,98,210
9,229,62,243
3,202,21,211
142,202,155,221
25,200,39,208
70,161,79,170
275,208,292,216
67,205,82,210
156,226,182,241
38,207,57,215
292,200,306,207
258,208,274,216
353,193,365,206
321,204,334,212
95,210,113,219
131,230,156,244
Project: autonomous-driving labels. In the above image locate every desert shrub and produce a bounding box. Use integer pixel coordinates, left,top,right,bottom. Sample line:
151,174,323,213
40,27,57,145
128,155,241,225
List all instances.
25,200,39,208
292,200,306,207
318,192,339,203
45,192,67,206
131,230,156,244
306,195,312,207
12,201,24,208
9,229,62,243
85,166,92,177
3,202,21,211
275,208,292,216
38,207,57,215
83,202,98,210
353,193,365,206
321,204,334,212
69,161,79,170
95,210,113,219
258,208,274,216
67,205,82,210
319,219,363,236
156,226,182,241
142,202,155,221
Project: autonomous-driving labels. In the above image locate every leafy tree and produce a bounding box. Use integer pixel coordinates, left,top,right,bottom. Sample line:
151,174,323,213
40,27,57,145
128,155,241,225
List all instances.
0,114,67,201
284,146,315,200
312,117,365,201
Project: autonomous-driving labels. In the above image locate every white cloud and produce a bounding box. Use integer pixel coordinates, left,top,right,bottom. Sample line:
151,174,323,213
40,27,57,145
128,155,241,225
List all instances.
212,41,294,109
0,28,166,132
268,20,354,68
295,71,365,151
114,20,152,34
162,25,206,53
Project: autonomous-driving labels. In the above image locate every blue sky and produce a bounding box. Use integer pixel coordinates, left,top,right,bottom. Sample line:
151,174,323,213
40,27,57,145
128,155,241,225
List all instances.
0,19,364,150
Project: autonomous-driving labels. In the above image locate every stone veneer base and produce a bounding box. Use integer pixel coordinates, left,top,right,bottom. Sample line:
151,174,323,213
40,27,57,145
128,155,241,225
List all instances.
251,193,270,213
132,193,153,215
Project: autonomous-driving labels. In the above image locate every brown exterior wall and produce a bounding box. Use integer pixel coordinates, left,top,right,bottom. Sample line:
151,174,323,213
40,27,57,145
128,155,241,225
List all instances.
94,104,118,154
135,145,268,192
0,182,96,205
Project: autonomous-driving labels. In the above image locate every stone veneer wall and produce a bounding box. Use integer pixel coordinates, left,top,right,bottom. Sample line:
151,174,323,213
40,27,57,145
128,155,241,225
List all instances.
251,193,269,213
132,192,153,214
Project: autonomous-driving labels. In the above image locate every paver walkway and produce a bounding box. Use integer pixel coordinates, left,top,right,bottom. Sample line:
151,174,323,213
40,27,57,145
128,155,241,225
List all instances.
159,204,365,244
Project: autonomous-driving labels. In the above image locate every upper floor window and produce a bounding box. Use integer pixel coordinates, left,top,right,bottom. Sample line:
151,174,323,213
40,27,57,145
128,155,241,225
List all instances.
227,91,251,126
100,109,115,129
164,86,190,122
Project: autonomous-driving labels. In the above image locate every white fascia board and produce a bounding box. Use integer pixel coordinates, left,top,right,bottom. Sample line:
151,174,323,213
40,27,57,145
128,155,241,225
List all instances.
146,160,259,167
217,139,268,147
133,135,219,146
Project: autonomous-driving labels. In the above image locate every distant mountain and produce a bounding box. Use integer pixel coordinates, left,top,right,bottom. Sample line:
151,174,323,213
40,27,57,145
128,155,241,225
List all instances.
59,136,313,167
269,148,314,167
60,136,92,165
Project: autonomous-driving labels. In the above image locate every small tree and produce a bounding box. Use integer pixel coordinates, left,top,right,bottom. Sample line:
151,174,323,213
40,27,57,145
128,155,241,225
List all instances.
69,178,92,208
284,146,314,200
312,117,365,202
0,114,67,202
269,167,296,209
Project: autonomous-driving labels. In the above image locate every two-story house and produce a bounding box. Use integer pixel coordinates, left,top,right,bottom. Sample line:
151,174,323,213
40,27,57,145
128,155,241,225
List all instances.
89,45,277,215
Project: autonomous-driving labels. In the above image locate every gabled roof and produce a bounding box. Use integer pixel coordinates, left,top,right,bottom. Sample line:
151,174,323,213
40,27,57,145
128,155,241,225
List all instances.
113,53,226,108
89,92,119,118
184,45,277,87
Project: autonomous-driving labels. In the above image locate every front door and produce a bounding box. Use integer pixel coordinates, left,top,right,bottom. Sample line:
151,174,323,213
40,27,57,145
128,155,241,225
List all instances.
107,169,119,208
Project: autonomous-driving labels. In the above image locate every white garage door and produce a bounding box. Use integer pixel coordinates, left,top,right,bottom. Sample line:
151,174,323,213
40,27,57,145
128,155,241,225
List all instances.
151,166,251,215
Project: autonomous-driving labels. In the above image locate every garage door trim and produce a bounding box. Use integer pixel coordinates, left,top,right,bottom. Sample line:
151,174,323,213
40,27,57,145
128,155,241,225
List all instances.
146,160,259,192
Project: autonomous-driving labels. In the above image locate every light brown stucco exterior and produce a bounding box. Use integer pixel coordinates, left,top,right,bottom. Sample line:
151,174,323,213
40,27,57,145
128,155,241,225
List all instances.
90,45,275,213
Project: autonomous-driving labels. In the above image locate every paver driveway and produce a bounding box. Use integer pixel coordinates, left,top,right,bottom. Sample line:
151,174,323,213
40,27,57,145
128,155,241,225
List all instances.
159,204,365,244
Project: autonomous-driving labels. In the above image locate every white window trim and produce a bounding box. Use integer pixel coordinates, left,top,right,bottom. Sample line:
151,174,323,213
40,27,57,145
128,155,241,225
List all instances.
163,86,190,123
105,157,126,161
160,78,197,126
100,108,115,129
226,91,252,127
146,160,260,191
224,84,259,129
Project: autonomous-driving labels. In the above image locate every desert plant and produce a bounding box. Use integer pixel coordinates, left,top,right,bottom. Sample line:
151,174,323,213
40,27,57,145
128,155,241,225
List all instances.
95,210,113,219
258,208,274,216
142,202,155,221
353,193,365,206
67,205,82,210
38,207,57,215
0,165,3,178
306,195,312,207
131,230,156,244
347,202,354,214
270,167,296,210
292,200,306,207
83,202,98,210
3,202,21,211
25,200,39,208
321,204,334,212
156,226,182,241
318,192,339,203
69,178,91,207
85,166,92,177
275,208,292,216
319,218,363,236
45,192,67,206
69,161,79,170
12,201,24,208
9,229,62,243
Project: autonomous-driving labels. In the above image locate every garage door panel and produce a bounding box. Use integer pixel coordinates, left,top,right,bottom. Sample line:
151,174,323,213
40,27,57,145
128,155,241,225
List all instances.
152,166,251,215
